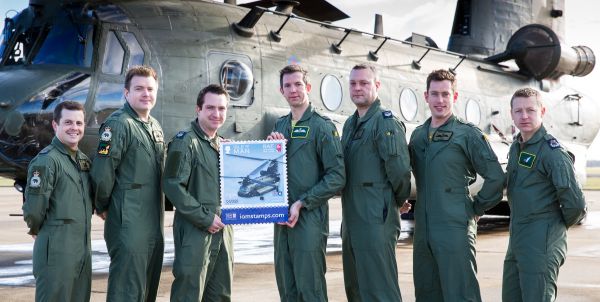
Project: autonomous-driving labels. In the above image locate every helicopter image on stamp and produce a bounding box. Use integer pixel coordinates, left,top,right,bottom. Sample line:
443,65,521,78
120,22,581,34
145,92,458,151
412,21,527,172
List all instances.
220,140,288,224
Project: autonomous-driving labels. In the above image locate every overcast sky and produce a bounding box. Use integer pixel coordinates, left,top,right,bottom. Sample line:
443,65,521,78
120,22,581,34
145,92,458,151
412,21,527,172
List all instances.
2,0,599,158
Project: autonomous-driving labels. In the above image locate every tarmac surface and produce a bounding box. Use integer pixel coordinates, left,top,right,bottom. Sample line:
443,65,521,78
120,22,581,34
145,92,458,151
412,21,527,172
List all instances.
0,187,599,301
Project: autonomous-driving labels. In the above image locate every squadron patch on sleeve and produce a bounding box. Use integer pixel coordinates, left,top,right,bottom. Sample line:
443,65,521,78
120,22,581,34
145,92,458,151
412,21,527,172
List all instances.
547,138,561,149
100,126,112,141
382,110,393,119
97,141,111,156
175,131,188,139
29,171,41,188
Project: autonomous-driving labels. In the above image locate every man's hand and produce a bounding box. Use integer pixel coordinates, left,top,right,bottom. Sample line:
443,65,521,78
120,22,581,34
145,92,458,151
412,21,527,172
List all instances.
208,214,225,234
267,132,286,141
281,200,303,228
399,201,412,214
97,211,107,220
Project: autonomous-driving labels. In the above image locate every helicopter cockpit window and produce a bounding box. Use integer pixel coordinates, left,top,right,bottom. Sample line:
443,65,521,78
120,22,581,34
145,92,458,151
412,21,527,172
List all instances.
320,74,343,111
32,16,93,66
2,7,94,66
24,73,90,111
102,31,125,75
121,32,144,68
465,99,481,125
90,82,126,126
399,88,418,121
220,60,254,102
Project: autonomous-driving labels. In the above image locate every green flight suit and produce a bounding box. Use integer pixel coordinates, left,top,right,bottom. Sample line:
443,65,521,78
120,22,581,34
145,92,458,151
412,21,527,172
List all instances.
163,120,234,302
341,99,411,302
272,104,345,302
502,125,586,302
23,137,93,302
409,115,504,302
90,102,165,302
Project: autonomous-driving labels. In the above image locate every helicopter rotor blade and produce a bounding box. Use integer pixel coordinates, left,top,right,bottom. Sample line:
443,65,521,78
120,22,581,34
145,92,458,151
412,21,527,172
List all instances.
225,152,285,164
248,159,273,176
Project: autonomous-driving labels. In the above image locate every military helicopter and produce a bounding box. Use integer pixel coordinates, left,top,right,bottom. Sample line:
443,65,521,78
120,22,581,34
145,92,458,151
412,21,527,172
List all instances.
0,0,597,215
223,153,284,198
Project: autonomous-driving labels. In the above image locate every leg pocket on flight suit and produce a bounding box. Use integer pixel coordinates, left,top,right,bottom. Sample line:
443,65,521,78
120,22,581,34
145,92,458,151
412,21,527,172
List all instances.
518,222,549,273
179,228,211,266
361,186,385,224
296,209,325,251
32,232,50,276
122,188,142,227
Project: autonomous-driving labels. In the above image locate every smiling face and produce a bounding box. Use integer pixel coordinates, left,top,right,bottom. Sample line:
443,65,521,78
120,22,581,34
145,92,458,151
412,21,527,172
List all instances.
280,71,311,109
425,79,457,126
511,95,545,141
197,92,228,137
52,109,85,151
349,67,380,110
124,75,158,119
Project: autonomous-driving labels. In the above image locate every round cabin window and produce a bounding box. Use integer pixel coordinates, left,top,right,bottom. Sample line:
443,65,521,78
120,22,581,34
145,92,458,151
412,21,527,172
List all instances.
320,74,343,111
465,99,481,125
399,88,418,121
220,60,254,101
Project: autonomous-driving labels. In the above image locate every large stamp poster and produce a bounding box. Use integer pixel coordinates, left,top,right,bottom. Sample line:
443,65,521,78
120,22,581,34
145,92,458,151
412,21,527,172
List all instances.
220,140,288,224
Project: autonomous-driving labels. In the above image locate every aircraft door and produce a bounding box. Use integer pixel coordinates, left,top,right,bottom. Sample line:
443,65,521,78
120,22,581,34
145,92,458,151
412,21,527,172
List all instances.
82,24,149,156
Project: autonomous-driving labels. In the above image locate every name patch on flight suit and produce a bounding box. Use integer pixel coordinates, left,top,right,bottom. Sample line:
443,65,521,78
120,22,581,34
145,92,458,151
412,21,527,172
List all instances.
291,126,310,138
153,130,164,142
518,151,536,168
79,159,91,171
432,130,453,142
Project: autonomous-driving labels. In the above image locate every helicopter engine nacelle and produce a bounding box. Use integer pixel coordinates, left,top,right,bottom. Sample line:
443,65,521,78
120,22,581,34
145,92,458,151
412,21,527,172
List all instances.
486,24,595,80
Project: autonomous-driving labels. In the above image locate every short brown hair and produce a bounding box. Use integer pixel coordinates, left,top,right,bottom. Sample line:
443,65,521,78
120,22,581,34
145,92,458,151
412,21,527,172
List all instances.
351,64,379,81
510,87,542,108
53,101,85,123
125,66,158,90
426,69,456,92
197,84,230,108
279,65,309,88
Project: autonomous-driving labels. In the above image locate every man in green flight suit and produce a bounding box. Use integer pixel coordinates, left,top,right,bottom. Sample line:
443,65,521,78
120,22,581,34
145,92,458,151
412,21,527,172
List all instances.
341,64,412,301
163,84,233,301
267,65,345,301
91,66,165,302
409,69,505,302
503,88,586,302
23,101,93,302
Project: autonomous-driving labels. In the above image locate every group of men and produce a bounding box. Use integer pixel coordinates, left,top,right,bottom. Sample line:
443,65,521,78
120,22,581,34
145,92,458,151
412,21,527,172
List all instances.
22,63,586,302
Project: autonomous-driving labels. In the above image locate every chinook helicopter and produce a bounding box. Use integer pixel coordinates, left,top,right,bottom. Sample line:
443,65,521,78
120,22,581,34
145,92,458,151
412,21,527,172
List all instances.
223,153,283,198
0,0,597,214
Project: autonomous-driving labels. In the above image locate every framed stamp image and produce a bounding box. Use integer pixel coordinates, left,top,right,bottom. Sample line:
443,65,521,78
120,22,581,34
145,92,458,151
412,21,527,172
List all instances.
220,140,289,224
